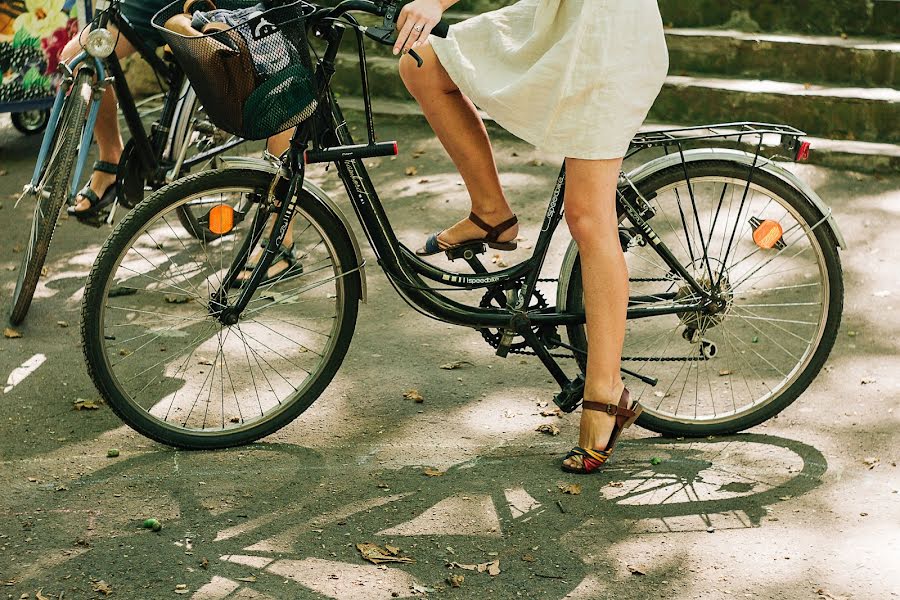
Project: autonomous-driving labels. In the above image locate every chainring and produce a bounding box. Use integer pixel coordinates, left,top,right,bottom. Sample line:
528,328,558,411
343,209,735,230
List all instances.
479,287,549,353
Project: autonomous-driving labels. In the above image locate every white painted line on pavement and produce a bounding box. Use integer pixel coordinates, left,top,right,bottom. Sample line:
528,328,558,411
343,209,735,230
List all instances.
4,353,47,394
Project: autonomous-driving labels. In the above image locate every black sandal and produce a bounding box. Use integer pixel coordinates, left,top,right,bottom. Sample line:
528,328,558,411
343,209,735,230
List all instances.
232,241,304,289
561,388,642,475
67,160,119,222
416,212,518,257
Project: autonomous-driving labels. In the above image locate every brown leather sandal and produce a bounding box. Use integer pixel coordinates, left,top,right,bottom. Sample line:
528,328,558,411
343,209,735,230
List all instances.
416,212,518,256
562,388,642,474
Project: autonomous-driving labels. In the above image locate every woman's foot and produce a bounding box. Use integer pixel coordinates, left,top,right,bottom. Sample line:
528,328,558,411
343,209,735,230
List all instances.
67,160,119,218
233,241,302,288
562,381,629,473
416,210,519,256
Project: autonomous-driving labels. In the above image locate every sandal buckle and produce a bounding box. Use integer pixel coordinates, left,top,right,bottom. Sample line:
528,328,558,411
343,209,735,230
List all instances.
604,404,618,416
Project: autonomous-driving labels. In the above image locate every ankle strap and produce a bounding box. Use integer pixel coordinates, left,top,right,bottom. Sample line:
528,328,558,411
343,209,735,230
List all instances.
582,388,634,418
468,212,518,242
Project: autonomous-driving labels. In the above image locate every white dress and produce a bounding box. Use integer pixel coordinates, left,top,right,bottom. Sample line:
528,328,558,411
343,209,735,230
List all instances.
430,0,669,160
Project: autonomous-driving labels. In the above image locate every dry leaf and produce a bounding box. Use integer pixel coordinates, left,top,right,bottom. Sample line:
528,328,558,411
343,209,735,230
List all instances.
557,483,582,495
536,424,560,436
164,295,191,304
863,457,880,470
521,554,536,562
653,391,667,398
200,557,209,570
423,468,445,477
529,159,544,167
447,574,464,588
440,360,473,370
57,321,69,328
73,398,102,411
356,542,415,565
718,369,733,376
540,408,561,418
35,590,50,600
92,580,112,595
384,544,401,556
198,358,214,366
448,560,500,576
404,389,424,403
236,576,256,583
627,565,646,576
405,166,418,176
3,327,22,339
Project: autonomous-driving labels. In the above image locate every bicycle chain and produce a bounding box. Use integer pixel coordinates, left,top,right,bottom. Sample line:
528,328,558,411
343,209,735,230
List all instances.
488,278,705,361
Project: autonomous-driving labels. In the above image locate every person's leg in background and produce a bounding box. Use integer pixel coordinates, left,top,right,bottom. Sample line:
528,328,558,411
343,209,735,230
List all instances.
58,27,136,213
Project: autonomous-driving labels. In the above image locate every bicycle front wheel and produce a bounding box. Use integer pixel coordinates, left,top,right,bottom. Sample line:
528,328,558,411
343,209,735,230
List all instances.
561,160,844,436
10,69,93,326
81,168,361,449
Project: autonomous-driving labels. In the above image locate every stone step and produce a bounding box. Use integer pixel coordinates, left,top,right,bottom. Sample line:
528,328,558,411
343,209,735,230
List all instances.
352,15,899,87
335,96,900,175
653,76,899,144
657,0,898,37
666,29,899,89
330,54,900,144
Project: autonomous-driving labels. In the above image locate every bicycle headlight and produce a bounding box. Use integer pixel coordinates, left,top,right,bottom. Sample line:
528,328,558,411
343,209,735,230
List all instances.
85,29,116,59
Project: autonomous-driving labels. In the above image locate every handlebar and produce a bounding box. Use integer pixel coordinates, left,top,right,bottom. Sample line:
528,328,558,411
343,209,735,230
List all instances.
324,0,450,47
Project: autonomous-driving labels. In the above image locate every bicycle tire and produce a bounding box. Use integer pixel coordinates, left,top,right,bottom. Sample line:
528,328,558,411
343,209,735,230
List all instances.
561,160,843,437
9,69,93,326
81,168,361,449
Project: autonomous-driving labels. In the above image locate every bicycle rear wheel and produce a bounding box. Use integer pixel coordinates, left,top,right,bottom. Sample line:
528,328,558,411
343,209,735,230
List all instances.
561,160,843,436
81,168,361,449
9,69,93,326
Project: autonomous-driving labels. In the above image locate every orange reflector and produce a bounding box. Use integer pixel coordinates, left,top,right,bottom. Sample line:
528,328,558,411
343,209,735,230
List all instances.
208,205,234,235
753,219,784,249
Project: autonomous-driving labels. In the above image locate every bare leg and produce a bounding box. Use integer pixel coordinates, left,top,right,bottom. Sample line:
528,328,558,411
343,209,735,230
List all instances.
59,26,135,212
399,44,518,245
560,157,629,471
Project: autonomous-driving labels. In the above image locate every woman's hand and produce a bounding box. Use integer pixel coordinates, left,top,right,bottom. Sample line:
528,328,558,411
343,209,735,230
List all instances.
393,0,446,55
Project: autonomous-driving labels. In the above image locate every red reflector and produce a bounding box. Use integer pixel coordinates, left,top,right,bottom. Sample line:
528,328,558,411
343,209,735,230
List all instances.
796,141,811,162
392,141,399,155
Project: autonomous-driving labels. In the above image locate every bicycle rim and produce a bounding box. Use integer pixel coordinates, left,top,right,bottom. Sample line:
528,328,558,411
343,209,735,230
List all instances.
89,180,353,445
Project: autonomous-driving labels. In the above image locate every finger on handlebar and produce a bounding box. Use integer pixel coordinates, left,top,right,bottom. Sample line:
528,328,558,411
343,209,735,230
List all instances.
411,22,436,50
393,14,417,55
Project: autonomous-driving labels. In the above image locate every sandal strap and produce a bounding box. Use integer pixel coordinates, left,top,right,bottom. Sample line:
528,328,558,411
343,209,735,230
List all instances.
76,186,100,206
467,212,518,243
93,160,119,175
423,233,442,254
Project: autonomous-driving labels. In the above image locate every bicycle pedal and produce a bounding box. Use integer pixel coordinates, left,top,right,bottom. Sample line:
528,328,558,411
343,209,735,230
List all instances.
495,328,515,357
445,242,487,262
553,374,585,413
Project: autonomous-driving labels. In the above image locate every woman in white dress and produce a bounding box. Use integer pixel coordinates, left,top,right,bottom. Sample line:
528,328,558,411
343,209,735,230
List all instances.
397,0,669,473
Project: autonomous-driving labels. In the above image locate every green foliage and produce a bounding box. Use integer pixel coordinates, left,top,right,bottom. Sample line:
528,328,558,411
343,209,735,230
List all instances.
12,29,40,50
22,67,50,92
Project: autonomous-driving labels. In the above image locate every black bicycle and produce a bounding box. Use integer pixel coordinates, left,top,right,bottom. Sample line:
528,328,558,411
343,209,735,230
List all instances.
80,0,845,449
8,0,249,326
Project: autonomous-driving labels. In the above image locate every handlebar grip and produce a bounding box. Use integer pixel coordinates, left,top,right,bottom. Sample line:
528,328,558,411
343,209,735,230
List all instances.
432,19,450,38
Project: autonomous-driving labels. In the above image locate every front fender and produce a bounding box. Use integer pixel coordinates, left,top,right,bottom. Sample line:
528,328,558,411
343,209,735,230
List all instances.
217,156,367,302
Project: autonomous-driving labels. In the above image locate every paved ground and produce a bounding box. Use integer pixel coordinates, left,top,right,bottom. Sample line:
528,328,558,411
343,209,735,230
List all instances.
0,111,898,600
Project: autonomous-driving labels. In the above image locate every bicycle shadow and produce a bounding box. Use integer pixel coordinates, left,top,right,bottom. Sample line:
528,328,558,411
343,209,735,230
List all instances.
3,433,827,599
